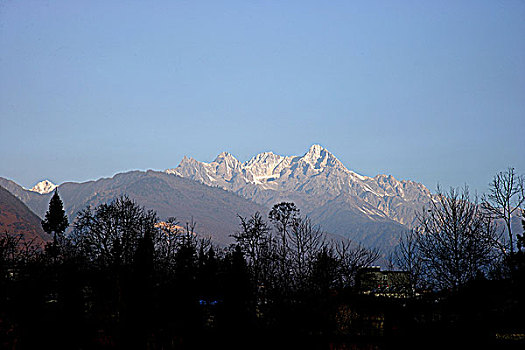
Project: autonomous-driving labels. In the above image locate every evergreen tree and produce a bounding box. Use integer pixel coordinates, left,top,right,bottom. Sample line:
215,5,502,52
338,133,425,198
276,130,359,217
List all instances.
41,189,69,244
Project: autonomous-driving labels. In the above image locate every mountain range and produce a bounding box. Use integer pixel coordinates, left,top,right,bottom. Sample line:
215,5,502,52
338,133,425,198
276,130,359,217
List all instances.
1,145,435,250
167,145,433,248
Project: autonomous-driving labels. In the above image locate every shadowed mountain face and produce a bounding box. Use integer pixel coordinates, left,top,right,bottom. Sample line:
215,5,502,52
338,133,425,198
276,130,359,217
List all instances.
166,145,433,248
0,185,51,245
0,171,267,245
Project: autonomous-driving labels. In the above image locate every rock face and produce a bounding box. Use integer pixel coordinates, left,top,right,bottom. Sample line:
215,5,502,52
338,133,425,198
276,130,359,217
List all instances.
167,144,433,226
167,145,434,248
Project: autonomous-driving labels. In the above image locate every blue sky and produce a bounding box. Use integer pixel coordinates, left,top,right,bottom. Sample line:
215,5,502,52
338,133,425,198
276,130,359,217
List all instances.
1,1,524,194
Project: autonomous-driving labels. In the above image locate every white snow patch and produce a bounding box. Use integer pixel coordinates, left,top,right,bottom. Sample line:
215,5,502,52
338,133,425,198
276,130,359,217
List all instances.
30,180,57,194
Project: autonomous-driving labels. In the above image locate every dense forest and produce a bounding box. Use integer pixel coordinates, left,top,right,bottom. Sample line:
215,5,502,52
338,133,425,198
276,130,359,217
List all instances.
0,169,524,349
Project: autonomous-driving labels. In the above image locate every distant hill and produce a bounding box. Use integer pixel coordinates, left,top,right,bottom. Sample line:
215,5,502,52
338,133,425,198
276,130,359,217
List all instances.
0,185,51,245
1,171,268,245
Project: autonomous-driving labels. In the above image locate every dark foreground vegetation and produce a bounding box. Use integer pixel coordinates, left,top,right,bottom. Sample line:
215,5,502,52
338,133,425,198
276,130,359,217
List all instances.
0,168,524,349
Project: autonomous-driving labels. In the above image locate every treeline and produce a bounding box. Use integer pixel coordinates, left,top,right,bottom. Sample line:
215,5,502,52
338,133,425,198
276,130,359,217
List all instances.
0,195,381,349
1,167,524,349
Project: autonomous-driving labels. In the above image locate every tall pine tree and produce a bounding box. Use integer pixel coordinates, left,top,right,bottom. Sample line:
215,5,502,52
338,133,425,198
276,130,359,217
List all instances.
41,189,69,244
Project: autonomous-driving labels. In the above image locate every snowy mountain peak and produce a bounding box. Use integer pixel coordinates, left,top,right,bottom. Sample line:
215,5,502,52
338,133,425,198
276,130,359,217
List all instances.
180,155,196,164
245,151,281,169
165,145,433,229
30,180,57,194
214,152,241,166
244,151,278,164
215,151,234,160
242,151,291,183
307,144,325,155
300,144,344,171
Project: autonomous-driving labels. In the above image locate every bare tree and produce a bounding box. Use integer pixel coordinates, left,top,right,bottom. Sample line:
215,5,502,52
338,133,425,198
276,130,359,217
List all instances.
183,217,198,245
288,216,324,289
310,245,340,293
0,232,23,278
72,196,158,267
155,217,181,267
232,212,272,287
417,186,500,291
268,202,300,280
483,167,525,255
0,232,42,282
393,229,425,295
334,239,380,288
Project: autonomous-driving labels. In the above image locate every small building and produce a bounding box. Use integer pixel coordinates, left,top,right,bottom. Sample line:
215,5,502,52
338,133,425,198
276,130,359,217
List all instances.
356,266,411,298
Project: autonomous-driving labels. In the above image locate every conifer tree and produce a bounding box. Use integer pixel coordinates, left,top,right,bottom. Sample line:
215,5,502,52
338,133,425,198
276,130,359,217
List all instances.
41,189,69,244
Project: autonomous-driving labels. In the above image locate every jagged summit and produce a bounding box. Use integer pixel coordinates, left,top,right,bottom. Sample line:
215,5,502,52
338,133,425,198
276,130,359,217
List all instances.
300,144,344,171
29,180,57,194
214,151,239,163
165,145,433,230
305,144,325,157
167,144,355,187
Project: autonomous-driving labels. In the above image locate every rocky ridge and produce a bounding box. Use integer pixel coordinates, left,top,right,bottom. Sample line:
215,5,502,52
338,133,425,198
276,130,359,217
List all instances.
166,144,433,229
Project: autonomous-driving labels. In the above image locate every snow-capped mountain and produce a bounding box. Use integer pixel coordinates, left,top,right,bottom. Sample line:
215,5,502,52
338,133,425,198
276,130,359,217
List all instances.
169,145,355,191
0,145,434,250
166,145,433,236
29,180,57,194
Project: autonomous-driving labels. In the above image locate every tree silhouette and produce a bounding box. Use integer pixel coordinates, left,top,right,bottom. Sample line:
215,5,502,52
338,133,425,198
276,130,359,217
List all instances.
483,167,525,255
393,229,425,295
72,196,157,267
5,191,525,348
417,186,499,291
41,189,68,246
269,202,300,288
334,239,380,288
310,246,339,294
233,212,272,287
519,212,525,253
288,216,324,290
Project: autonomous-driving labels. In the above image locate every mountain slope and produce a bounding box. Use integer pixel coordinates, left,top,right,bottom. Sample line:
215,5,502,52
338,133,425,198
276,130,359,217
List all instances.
0,185,51,245
1,171,267,245
308,194,406,248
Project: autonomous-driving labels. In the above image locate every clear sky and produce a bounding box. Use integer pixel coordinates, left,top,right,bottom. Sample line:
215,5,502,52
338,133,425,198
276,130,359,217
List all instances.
1,1,524,195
